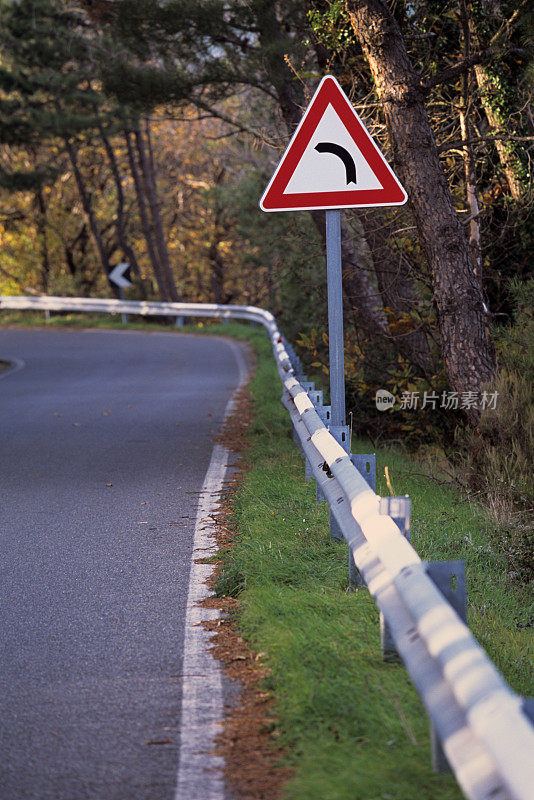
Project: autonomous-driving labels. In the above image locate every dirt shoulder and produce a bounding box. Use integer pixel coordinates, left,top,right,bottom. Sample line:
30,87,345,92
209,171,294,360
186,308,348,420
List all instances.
201,381,292,800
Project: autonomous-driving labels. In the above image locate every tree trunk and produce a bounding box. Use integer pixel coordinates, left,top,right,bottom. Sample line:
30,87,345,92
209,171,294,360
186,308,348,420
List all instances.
459,105,483,281
472,61,523,201
458,0,483,282
466,4,524,202
346,0,495,407
134,124,181,302
359,211,434,374
124,129,169,301
208,168,228,305
64,138,113,290
64,224,87,278
34,188,50,293
208,236,225,305
99,127,146,298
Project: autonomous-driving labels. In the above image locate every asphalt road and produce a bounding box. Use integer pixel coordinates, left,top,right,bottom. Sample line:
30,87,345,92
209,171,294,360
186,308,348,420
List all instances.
0,327,244,800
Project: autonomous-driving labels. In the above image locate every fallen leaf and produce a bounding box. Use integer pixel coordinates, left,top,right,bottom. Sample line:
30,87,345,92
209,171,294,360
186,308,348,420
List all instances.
138,521,148,524
54,413,62,417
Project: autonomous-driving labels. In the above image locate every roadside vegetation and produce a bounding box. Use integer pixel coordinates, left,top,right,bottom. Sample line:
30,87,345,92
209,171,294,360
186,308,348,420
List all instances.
207,323,533,799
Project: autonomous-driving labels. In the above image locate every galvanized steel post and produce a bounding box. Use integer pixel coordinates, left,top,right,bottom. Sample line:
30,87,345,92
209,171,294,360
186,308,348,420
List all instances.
118,287,129,325
325,210,345,428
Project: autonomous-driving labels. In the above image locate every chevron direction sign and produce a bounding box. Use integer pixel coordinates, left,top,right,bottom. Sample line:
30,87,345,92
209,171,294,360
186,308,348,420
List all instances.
108,262,132,290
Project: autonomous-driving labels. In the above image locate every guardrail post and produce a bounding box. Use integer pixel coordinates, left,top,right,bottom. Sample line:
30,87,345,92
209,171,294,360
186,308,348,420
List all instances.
313,404,332,501
426,559,467,774
348,454,376,588
118,286,129,325
282,338,293,357
379,496,411,661
175,316,184,327
350,454,376,492
524,698,534,723
304,389,323,483
328,426,350,540
316,404,331,426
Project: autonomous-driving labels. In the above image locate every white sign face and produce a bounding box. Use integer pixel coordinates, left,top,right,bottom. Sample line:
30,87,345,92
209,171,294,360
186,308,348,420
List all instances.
259,75,407,212
108,262,132,289
284,104,382,195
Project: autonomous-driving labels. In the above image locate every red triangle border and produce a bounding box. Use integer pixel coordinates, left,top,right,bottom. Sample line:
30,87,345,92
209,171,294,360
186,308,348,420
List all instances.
260,76,407,212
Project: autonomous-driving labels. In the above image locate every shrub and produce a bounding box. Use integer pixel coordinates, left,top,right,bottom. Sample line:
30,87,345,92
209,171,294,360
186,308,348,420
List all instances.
460,278,534,584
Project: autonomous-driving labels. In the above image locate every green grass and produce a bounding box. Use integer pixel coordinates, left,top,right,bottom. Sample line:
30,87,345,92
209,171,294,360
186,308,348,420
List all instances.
0,309,216,331
0,309,264,341
211,326,533,799
373,450,533,694
3,310,532,798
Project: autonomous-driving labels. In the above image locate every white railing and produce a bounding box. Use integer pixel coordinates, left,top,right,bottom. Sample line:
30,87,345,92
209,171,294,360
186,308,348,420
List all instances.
2,294,533,800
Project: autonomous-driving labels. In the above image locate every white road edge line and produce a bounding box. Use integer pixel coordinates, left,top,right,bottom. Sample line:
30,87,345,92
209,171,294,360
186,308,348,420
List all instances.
174,339,249,800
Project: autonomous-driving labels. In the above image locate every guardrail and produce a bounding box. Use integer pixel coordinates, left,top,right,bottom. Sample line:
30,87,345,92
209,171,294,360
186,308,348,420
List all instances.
2,294,533,800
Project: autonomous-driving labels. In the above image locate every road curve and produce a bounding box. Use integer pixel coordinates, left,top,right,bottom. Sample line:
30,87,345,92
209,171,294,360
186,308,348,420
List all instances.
0,327,245,800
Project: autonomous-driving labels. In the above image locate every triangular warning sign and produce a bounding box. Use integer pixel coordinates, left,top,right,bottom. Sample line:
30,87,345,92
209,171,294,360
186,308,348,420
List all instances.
260,76,407,212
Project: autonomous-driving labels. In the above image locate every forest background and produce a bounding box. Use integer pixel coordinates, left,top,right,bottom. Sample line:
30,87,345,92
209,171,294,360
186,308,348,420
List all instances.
0,0,532,580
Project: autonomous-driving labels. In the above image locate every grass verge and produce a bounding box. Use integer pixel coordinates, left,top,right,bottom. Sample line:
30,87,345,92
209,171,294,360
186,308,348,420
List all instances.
0,309,199,331
3,311,532,797
211,325,533,800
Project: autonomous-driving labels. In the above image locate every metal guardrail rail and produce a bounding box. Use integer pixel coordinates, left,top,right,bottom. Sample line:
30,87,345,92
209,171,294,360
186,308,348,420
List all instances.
2,294,533,800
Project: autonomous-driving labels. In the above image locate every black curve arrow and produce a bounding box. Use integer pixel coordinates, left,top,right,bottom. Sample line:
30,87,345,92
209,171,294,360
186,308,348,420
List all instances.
314,142,357,185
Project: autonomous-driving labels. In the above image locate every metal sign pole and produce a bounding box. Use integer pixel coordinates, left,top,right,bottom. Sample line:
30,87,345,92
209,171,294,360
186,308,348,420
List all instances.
325,209,345,427
119,287,128,325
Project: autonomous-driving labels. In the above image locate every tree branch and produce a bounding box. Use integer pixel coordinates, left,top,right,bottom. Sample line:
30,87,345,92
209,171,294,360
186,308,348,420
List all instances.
489,0,529,47
189,97,260,137
422,51,492,92
438,134,534,153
